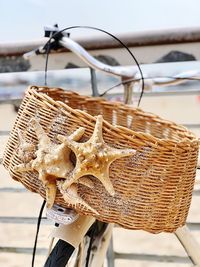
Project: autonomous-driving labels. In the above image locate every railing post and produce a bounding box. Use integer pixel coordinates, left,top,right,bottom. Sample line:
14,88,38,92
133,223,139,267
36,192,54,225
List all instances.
90,68,99,97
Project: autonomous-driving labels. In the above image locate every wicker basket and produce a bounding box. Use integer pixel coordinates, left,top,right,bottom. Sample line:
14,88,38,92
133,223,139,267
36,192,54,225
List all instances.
3,86,199,233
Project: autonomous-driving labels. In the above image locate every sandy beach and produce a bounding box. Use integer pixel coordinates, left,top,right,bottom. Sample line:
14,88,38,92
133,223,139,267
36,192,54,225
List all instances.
1,94,200,267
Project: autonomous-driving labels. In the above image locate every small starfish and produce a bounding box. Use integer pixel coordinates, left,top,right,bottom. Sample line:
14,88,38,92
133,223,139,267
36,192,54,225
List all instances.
17,129,35,162
58,115,136,196
57,181,99,215
14,118,85,208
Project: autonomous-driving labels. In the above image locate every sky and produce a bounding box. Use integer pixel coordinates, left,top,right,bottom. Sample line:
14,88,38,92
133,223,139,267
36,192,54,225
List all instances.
1,0,200,42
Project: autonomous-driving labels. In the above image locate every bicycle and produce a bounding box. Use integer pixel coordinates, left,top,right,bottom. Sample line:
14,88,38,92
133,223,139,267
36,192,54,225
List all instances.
6,25,200,267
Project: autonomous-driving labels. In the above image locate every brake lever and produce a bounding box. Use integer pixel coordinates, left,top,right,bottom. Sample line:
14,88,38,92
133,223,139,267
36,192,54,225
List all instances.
23,24,70,59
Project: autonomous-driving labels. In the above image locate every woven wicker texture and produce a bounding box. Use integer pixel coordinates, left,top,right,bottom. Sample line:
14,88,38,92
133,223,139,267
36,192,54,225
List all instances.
3,86,199,233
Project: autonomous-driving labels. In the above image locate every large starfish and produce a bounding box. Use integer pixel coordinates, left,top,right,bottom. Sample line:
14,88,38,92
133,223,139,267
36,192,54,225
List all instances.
14,118,85,208
58,115,136,196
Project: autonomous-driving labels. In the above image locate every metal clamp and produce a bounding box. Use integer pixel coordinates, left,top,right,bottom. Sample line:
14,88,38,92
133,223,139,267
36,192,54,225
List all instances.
46,204,79,225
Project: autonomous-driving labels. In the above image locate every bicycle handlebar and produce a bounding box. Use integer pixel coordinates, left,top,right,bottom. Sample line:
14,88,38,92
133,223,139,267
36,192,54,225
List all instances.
60,37,137,78
23,30,200,89
23,36,138,78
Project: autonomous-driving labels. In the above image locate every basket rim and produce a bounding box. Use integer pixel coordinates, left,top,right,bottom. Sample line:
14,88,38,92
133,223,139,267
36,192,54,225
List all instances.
26,85,199,152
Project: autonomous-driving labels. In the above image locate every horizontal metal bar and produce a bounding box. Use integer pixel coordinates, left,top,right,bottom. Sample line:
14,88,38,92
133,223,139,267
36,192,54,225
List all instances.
0,216,49,224
105,87,200,98
0,187,27,193
0,88,200,106
192,189,200,196
0,98,22,104
187,222,200,230
0,130,10,136
114,252,190,264
0,248,192,263
183,124,200,129
133,89,200,97
0,216,199,231
0,247,192,263
0,246,47,255
2,27,200,57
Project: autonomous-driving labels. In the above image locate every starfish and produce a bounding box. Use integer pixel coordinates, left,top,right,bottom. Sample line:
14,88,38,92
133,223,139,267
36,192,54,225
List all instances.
58,115,136,196
14,117,85,208
17,129,35,162
57,181,99,215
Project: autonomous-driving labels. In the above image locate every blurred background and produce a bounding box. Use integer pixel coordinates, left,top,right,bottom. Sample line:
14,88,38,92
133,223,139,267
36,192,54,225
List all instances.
1,1,200,267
